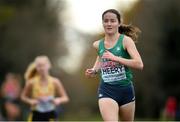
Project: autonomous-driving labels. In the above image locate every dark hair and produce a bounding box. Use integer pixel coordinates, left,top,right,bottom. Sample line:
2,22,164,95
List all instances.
102,9,141,43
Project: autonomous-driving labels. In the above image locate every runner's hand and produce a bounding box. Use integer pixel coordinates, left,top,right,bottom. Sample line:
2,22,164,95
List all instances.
30,99,39,106
85,68,97,77
52,98,61,106
102,50,118,61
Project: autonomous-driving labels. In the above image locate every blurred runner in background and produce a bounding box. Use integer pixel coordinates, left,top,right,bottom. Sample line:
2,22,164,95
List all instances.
21,55,69,121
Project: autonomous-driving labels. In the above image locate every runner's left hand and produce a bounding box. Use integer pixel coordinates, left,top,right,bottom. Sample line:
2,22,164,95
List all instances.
52,98,61,106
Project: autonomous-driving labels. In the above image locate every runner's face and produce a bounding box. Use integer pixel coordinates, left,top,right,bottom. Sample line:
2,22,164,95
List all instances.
103,12,120,35
35,59,50,75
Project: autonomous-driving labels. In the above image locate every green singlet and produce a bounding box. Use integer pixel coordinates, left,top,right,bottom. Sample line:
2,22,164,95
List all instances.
98,34,133,86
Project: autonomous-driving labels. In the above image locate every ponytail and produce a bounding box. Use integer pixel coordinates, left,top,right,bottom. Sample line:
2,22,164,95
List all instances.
119,24,141,43
24,62,37,81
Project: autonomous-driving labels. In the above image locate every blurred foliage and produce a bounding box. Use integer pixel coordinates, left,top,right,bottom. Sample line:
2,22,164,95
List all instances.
0,0,66,81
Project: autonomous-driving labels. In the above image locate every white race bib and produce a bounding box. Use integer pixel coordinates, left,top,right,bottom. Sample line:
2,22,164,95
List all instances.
35,96,55,112
101,63,126,83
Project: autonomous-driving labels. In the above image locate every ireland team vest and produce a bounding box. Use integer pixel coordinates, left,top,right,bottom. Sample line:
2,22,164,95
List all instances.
98,34,133,86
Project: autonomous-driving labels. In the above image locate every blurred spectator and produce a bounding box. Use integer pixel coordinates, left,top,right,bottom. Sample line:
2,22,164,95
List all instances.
162,96,177,121
0,73,22,121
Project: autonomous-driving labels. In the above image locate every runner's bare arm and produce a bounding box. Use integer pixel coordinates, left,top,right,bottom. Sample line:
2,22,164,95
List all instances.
21,80,39,106
53,78,69,105
85,40,101,77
